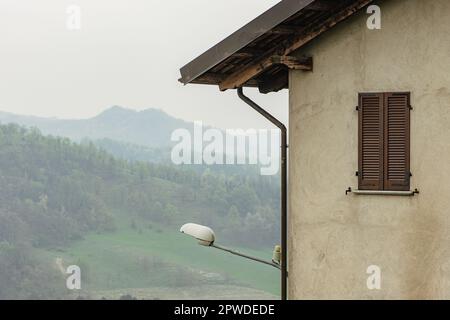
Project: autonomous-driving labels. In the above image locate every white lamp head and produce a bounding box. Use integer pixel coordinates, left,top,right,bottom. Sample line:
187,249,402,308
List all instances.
180,223,215,246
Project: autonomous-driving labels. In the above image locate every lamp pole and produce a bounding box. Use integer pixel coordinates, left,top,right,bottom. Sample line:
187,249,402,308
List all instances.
210,244,281,270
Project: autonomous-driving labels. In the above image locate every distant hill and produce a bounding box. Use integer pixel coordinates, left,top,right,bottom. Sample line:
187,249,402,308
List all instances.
0,107,262,171
0,106,192,148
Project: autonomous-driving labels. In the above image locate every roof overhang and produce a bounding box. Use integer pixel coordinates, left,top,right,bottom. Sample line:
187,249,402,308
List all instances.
179,0,374,93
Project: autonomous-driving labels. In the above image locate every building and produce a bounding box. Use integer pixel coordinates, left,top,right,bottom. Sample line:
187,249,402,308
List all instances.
179,0,450,299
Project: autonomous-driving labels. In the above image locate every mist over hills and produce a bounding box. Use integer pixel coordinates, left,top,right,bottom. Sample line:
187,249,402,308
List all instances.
0,123,280,299
0,106,192,148
0,107,280,299
0,107,267,172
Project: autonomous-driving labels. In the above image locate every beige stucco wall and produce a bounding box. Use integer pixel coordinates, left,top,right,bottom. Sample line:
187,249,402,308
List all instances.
289,0,450,299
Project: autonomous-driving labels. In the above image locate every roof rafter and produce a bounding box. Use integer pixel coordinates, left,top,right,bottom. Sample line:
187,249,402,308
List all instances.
271,55,313,70
306,0,339,11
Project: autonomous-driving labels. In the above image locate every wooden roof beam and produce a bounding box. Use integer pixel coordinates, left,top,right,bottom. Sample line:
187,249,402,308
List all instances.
231,49,265,59
306,0,337,11
190,73,259,87
267,25,303,35
271,56,313,71
217,55,311,88
219,0,373,91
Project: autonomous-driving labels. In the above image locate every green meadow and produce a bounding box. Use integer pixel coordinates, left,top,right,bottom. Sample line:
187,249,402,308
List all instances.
43,214,280,299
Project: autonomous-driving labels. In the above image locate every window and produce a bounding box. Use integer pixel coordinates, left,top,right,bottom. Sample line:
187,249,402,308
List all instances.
358,92,411,191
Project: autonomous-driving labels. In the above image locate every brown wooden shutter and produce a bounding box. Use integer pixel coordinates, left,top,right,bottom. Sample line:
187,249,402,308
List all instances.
384,92,410,191
359,93,384,190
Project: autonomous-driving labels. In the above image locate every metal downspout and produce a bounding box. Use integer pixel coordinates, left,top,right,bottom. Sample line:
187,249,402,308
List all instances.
237,87,288,301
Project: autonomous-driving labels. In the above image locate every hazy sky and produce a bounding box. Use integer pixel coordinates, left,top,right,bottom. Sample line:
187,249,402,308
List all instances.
0,0,287,129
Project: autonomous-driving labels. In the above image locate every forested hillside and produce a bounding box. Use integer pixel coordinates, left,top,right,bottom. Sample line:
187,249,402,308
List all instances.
0,124,280,299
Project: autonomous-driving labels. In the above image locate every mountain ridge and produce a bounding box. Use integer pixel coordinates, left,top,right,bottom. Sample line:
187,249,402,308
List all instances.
0,106,192,148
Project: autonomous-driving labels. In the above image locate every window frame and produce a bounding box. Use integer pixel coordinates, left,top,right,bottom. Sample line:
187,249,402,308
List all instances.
358,92,411,192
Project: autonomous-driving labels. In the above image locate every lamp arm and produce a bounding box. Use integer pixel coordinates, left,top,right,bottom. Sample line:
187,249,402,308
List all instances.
211,244,281,270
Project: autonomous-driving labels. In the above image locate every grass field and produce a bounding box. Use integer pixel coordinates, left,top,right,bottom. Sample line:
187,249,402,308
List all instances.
43,213,280,300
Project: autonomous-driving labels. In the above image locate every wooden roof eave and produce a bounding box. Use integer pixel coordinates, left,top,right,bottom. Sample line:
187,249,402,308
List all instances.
179,0,374,94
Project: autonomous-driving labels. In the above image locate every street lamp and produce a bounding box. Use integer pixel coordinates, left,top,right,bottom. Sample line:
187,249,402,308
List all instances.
180,223,281,270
